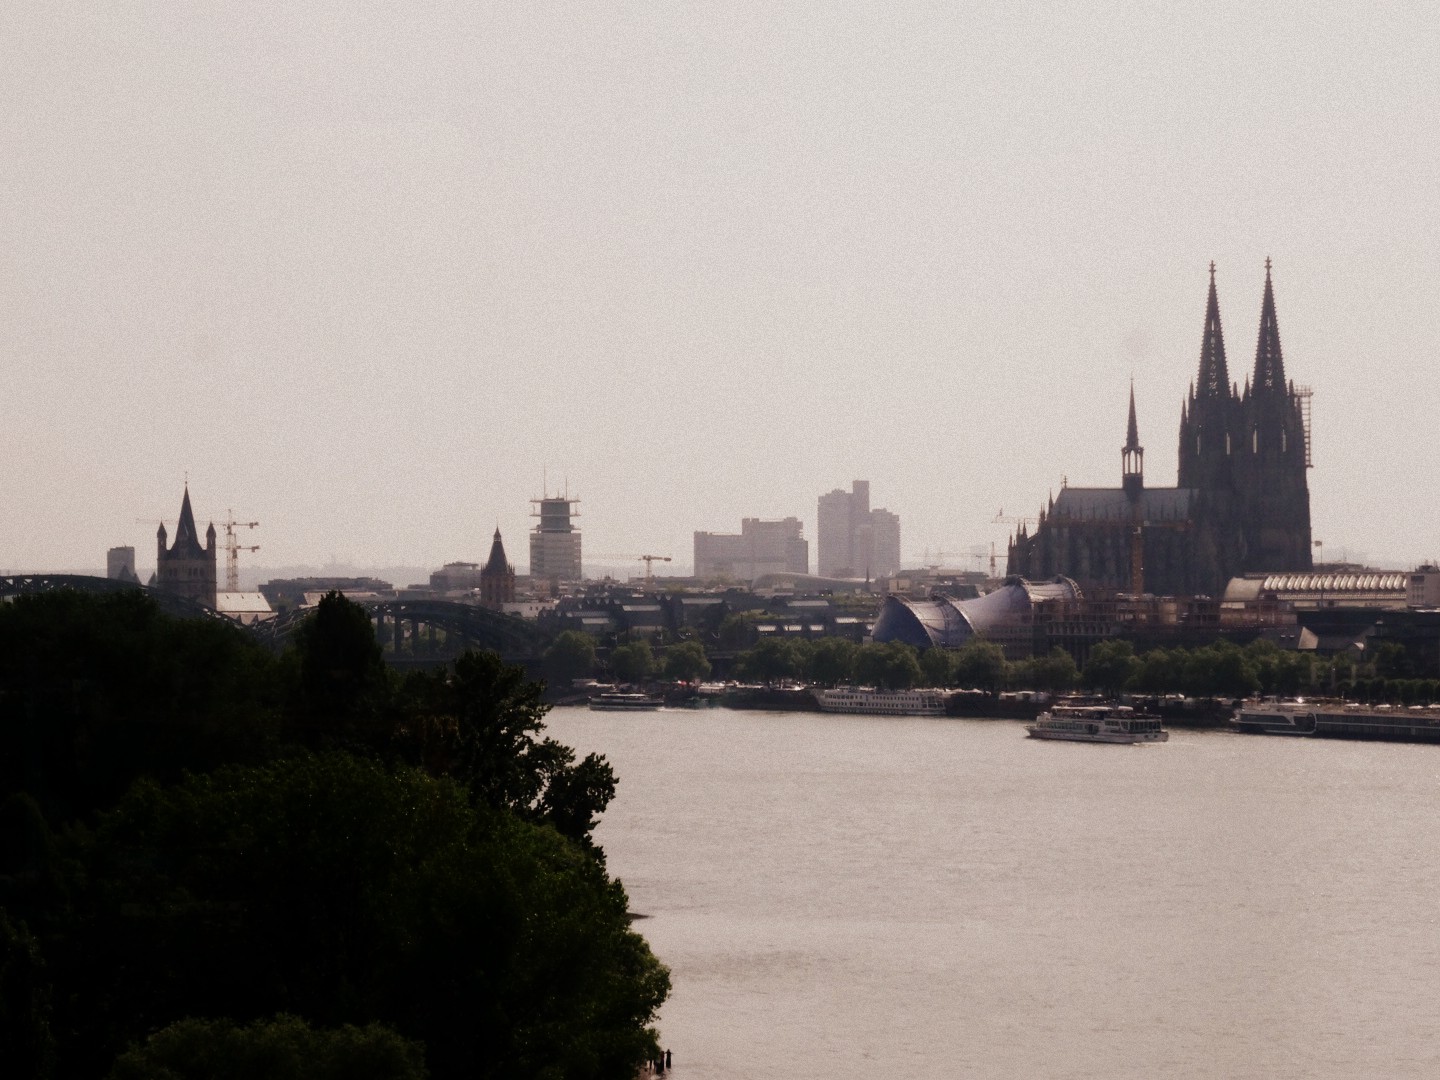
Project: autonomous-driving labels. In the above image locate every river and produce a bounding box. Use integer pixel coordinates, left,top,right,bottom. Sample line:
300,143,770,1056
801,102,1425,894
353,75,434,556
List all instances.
543,706,1440,1079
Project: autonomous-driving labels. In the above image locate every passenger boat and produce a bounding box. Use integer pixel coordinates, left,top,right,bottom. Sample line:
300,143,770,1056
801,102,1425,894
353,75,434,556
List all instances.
1027,702,1168,743
816,687,948,717
1233,701,1440,743
589,692,665,712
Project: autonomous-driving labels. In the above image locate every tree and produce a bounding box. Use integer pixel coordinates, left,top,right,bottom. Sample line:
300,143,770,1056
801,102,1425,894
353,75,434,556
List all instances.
1188,640,1259,698
737,638,802,684
108,1015,428,1080
1014,647,1079,692
1372,641,1413,679
0,590,280,826
663,641,711,682
291,591,390,732
807,638,859,687
953,639,1008,694
1132,647,1182,694
390,650,615,848
918,647,954,688
1082,640,1141,695
544,631,597,686
852,642,922,690
0,909,55,1080
609,641,655,684
59,754,669,1080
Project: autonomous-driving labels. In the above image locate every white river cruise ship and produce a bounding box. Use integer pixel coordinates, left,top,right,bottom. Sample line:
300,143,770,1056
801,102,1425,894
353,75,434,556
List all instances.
1027,702,1168,743
817,688,948,717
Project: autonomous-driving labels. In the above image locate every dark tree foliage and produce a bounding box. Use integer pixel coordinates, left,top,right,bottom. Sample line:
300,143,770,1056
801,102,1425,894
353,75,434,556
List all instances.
544,630,597,685
851,642,922,690
918,646,954,688
108,1015,427,1080
608,642,655,684
1008,647,1079,693
952,639,1008,694
1082,640,1142,695
0,908,55,1080
662,641,711,683
290,591,391,739
0,589,665,1080
806,638,858,687
736,638,803,684
389,650,616,850
0,591,280,825
45,755,667,1080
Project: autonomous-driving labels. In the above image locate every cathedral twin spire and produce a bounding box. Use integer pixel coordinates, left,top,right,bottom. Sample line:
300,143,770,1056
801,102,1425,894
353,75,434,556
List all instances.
1196,258,1287,399
1251,258,1287,393
1196,261,1230,399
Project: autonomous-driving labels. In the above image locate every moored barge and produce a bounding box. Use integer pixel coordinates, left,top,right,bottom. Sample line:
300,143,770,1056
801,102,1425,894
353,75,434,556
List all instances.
1233,701,1440,743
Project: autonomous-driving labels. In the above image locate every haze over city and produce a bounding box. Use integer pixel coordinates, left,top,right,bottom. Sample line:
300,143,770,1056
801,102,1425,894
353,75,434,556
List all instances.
4,3,1437,575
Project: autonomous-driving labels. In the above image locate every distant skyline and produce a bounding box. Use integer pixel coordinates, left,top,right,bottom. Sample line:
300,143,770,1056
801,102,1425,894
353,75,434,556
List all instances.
5,4,1437,575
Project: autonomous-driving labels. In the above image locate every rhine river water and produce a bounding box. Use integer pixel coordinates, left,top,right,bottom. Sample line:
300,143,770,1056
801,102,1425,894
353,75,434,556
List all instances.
543,706,1440,1079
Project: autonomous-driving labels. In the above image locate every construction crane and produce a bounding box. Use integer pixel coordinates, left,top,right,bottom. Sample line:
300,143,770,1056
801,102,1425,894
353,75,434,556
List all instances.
638,555,671,585
592,553,674,586
219,511,260,592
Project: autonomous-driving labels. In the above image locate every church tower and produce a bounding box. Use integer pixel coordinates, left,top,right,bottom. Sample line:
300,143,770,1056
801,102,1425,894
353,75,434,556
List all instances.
1235,260,1312,571
155,485,217,607
479,527,516,608
1177,262,1241,492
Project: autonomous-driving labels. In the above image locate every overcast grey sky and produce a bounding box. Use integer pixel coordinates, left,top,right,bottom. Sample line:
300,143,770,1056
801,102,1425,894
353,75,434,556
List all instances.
4,2,1437,575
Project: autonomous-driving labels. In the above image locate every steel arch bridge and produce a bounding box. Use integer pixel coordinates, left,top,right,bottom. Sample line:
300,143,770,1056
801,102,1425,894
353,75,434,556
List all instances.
0,574,221,621
1,577,545,663
257,597,547,662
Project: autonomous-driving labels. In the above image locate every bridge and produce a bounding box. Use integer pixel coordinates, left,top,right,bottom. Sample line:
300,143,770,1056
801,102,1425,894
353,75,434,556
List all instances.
1,576,546,664
0,574,220,620
258,596,546,663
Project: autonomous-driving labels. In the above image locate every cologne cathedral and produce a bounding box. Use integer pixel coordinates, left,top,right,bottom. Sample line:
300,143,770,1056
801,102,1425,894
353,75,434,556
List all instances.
1007,261,1312,598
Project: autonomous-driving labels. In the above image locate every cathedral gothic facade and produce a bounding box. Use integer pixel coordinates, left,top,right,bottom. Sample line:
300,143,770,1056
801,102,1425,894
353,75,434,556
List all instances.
1008,262,1312,598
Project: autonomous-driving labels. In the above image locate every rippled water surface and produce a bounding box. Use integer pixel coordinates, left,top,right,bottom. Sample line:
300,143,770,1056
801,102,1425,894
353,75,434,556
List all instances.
544,707,1440,1079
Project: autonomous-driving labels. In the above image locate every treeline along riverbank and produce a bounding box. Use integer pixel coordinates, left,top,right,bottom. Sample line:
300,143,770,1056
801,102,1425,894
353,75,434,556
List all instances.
0,590,668,1080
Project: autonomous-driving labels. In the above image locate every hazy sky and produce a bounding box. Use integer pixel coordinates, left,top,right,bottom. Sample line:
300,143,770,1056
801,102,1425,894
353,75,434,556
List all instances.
4,2,1437,576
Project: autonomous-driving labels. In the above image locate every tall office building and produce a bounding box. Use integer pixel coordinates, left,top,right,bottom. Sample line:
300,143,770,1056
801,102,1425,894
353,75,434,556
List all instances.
817,481,901,578
107,546,139,583
530,494,582,582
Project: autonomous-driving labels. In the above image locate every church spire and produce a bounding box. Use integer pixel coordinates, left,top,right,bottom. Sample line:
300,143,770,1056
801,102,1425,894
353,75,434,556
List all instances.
1196,261,1229,398
1252,257,1286,393
483,526,511,575
1122,382,1144,496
